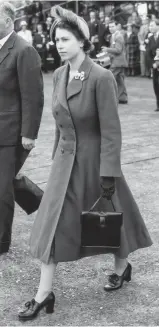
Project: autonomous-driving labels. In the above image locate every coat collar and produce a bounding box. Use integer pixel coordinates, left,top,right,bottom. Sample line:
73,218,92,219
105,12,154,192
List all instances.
57,55,93,110
0,31,16,65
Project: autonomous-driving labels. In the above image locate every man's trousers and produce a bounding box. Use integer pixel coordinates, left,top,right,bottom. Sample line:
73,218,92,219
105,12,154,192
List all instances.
0,144,29,254
153,68,159,109
111,67,128,103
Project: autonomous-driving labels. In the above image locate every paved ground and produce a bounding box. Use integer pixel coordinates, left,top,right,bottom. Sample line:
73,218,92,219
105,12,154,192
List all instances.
0,74,159,326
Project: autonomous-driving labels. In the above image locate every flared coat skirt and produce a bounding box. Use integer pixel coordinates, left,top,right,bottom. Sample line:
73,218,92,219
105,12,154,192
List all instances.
30,135,152,264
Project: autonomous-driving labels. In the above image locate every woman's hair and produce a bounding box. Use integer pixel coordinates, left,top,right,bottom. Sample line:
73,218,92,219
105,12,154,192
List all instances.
51,20,93,53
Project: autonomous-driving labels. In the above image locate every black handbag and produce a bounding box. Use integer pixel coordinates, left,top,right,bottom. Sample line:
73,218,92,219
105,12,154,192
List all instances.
14,174,43,215
81,195,123,251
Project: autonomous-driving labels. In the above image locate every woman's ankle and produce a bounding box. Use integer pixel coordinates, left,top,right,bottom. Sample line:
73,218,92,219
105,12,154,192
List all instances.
35,290,52,304
114,257,128,276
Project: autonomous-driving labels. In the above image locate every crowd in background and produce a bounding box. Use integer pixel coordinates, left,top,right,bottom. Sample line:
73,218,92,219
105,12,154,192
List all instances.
15,4,159,78
87,9,159,78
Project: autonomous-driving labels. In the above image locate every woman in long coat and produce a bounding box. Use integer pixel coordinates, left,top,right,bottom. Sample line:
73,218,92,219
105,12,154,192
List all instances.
18,6,152,322
125,24,140,76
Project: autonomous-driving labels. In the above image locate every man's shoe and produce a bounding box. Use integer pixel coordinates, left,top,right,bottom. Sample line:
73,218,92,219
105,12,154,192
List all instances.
104,263,132,292
154,108,159,111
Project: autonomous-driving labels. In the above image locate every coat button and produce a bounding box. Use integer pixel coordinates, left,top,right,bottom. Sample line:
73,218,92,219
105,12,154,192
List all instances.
55,111,58,115
59,124,63,128
62,136,66,140
70,150,74,155
61,148,64,154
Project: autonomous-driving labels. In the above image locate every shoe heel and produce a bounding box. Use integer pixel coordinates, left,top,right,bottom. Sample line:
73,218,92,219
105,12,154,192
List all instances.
125,274,131,282
124,264,132,282
45,300,54,314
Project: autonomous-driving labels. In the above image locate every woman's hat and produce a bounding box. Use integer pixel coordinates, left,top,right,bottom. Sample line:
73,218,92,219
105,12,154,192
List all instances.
154,48,159,61
50,5,90,40
20,20,27,27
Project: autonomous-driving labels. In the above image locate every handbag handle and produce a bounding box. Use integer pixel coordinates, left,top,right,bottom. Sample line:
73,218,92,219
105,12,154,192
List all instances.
88,195,116,213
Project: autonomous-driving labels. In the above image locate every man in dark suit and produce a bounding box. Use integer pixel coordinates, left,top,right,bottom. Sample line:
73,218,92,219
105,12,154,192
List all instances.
153,49,159,111
102,16,111,47
102,20,128,104
88,10,104,55
147,21,159,111
0,2,44,254
33,23,47,72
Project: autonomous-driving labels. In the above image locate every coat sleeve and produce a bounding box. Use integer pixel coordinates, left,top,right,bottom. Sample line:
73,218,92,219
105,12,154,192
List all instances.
96,69,122,177
107,35,123,55
52,122,60,160
52,71,60,160
17,45,44,139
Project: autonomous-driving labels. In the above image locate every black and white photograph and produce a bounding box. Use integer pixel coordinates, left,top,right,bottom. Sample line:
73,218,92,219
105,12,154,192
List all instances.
0,0,159,325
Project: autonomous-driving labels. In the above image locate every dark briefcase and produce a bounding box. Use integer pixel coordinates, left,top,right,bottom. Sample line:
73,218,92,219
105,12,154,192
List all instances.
81,195,123,251
14,174,43,215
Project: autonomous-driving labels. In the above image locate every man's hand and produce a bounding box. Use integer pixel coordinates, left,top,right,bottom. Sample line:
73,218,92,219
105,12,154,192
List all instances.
22,137,35,151
153,63,157,69
101,46,108,52
36,44,42,49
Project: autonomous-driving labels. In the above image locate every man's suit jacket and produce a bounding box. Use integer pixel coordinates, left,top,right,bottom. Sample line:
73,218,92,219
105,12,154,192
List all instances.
0,31,44,146
107,31,128,68
147,34,159,67
33,31,47,52
88,20,105,49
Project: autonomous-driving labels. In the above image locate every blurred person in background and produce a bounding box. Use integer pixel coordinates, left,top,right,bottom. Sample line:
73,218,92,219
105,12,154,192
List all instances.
88,10,104,55
17,20,33,45
33,23,47,72
125,23,139,76
127,10,142,28
44,16,53,37
101,16,111,47
116,22,126,38
102,20,128,104
145,20,159,79
99,11,105,25
138,16,150,77
152,48,159,111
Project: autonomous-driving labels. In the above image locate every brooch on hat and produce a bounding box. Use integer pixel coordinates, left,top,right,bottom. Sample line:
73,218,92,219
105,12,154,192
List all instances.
74,71,85,81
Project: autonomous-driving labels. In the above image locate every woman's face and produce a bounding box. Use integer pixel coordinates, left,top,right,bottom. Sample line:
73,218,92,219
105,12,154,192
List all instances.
55,28,83,62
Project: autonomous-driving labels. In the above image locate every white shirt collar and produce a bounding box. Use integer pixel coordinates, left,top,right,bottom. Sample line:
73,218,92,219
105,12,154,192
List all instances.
0,31,14,49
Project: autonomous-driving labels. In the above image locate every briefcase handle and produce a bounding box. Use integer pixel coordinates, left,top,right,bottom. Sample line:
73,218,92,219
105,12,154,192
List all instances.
88,195,116,213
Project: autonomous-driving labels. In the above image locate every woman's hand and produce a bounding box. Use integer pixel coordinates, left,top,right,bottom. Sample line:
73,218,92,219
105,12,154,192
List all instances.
100,176,115,199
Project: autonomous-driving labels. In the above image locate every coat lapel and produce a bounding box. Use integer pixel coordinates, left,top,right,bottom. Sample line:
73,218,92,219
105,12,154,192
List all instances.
67,55,94,101
0,31,16,65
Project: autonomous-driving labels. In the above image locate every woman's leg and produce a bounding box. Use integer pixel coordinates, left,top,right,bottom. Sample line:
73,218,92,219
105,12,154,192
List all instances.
35,260,57,303
114,254,128,276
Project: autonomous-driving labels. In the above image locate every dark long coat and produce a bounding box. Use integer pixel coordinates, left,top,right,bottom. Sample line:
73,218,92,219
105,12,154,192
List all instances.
125,32,140,69
30,55,152,264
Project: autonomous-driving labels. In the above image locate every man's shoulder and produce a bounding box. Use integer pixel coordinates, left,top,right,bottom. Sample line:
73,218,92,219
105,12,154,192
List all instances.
114,31,124,41
15,33,32,49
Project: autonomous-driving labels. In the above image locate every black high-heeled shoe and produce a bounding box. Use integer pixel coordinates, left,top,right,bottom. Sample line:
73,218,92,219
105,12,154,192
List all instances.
18,292,55,321
104,263,132,292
